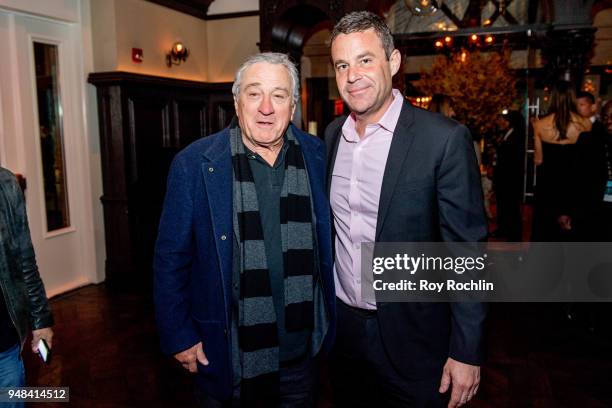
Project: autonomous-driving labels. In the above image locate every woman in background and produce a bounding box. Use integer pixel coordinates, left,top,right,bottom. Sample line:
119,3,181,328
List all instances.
531,81,591,241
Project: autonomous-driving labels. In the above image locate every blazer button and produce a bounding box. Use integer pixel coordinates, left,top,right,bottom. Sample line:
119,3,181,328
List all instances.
208,167,214,173
220,234,227,240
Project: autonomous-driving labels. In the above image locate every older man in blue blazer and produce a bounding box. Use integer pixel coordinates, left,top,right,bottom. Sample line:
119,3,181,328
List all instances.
154,53,335,406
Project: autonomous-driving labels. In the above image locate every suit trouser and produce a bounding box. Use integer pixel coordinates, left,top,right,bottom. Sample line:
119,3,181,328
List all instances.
330,299,449,408
194,355,316,408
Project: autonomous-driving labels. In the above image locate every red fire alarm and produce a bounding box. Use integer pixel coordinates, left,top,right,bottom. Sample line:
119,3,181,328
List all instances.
132,48,143,63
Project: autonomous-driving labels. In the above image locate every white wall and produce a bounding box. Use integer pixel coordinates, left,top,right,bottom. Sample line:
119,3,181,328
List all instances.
0,0,105,293
90,0,260,83
0,11,21,168
114,0,209,81
81,0,106,284
90,0,117,72
0,0,80,22
206,15,259,82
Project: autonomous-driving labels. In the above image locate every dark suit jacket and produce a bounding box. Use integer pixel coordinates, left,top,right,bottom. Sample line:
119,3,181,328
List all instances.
154,123,336,400
325,101,488,380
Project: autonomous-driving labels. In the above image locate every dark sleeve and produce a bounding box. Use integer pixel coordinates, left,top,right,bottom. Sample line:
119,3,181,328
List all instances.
437,124,488,365
153,155,201,355
324,116,346,154
10,176,53,330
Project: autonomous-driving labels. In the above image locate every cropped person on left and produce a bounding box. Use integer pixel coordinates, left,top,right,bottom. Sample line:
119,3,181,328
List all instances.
0,167,54,408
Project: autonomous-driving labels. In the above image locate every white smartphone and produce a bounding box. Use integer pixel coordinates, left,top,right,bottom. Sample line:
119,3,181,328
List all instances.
37,338,50,363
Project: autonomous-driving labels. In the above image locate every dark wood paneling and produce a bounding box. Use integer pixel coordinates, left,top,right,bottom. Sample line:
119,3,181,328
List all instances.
127,96,171,280
89,71,234,289
173,99,207,145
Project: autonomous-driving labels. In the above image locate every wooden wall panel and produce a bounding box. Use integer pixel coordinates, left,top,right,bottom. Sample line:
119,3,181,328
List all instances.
89,71,233,289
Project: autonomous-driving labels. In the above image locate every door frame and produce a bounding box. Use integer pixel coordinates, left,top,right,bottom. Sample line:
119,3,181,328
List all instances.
0,2,103,296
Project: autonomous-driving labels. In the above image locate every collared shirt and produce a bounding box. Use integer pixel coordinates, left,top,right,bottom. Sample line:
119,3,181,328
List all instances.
330,89,404,309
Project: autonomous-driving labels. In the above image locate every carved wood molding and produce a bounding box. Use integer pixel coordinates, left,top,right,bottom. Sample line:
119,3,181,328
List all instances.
88,71,231,90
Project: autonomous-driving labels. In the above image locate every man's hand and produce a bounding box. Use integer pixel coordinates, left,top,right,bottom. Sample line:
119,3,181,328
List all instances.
31,327,53,353
174,342,208,373
558,215,572,231
439,357,480,407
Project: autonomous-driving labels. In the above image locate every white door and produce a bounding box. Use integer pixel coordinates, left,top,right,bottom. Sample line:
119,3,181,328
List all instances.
0,10,95,296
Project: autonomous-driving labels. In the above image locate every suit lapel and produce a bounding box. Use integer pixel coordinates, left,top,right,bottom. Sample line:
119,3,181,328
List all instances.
375,101,417,240
326,123,343,196
200,133,233,318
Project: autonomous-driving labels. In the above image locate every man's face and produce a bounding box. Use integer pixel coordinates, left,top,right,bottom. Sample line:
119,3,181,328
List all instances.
234,62,295,147
603,103,612,135
576,97,595,119
331,29,400,121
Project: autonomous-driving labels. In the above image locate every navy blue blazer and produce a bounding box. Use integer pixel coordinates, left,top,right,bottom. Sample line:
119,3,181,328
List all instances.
154,123,336,400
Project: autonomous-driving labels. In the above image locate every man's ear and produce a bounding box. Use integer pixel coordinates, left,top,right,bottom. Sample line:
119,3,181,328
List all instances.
389,49,401,76
233,96,240,117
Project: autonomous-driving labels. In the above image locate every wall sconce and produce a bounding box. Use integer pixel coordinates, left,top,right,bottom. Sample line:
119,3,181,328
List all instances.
166,42,189,67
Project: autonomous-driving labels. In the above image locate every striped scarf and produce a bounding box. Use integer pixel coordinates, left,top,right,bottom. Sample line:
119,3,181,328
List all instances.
230,124,314,401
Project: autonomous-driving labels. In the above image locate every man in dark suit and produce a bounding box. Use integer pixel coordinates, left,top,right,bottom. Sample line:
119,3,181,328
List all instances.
493,111,525,241
601,100,612,240
574,91,610,240
154,53,335,406
325,12,487,408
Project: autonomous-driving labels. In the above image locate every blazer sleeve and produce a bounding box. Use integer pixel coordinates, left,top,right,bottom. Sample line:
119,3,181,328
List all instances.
437,124,488,365
153,154,201,355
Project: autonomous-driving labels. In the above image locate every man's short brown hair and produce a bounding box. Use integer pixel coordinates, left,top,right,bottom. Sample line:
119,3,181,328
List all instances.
330,11,395,60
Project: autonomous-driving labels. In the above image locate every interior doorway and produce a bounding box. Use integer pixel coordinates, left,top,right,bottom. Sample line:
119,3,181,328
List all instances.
0,10,97,296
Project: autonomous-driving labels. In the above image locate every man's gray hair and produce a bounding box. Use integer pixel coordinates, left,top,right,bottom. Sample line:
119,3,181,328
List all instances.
330,11,395,60
232,52,299,105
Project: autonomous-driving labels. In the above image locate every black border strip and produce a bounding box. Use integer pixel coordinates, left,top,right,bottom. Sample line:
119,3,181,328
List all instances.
205,10,259,20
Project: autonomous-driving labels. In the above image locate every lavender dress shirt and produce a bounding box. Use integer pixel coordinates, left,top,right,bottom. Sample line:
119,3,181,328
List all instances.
330,89,404,309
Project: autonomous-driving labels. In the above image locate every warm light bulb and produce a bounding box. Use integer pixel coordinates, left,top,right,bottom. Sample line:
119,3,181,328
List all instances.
435,40,443,48
405,0,439,17
471,34,478,41
444,36,452,43
175,43,183,52
485,36,493,43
